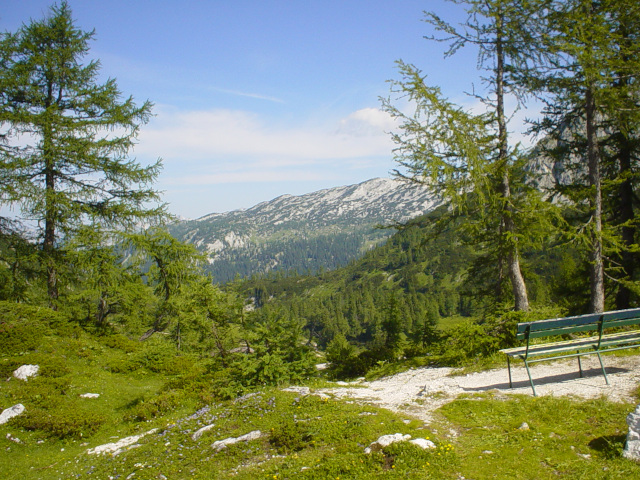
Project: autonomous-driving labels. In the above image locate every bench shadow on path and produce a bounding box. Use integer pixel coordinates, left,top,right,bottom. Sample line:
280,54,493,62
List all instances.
460,366,630,392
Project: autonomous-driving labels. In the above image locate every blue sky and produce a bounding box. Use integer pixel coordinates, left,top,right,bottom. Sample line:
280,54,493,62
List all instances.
4,1,511,219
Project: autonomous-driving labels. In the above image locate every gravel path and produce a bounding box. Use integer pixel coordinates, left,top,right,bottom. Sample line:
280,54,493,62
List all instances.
322,354,640,423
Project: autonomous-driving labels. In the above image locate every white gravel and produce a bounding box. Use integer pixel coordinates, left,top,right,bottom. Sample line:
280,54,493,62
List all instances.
322,354,640,423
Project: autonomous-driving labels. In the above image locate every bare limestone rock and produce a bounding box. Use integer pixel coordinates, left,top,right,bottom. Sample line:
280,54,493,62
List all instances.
192,424,216,441
13,364,39,381
6,433,22,444
624,404,640,462
80,393,100,399
364,433,411,454
86,428,158,456
364,433,436,453
0,404,25,425
211,430,263,452
410,438,437,450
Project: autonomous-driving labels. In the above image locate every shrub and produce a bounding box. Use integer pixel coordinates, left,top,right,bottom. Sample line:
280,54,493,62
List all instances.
105,354,142,373
126,391,181,422
0,316,47,354
0,358,24,379
14,405,105,439
98,333,139,353
39,356,72,377
268,417,314,453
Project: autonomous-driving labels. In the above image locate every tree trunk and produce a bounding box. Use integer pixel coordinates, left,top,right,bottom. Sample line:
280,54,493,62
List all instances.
496,17,529,311
615,134,635,310
43,129,58,306
614,25,636,310
586,86,605,313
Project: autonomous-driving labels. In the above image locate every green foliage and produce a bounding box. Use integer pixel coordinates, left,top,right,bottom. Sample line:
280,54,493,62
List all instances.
0,301,75,354
269,417,314,453
0,315,46,354
237,309,318,386
125,391,182,422
97,333,139,353
13,405,106,439
0,2,166,302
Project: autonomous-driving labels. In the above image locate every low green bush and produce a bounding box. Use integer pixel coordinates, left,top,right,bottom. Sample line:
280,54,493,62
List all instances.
39,356,72,377
13,405,105,439
105,354,142,373
0,358,24,379
268,417,314,453
98,333,139,353
126,391,181,422
0,316,47,354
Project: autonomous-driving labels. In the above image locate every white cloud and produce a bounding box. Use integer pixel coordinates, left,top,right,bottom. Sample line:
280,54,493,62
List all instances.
337,107,397,136
167,169,335,186
136,106,395,167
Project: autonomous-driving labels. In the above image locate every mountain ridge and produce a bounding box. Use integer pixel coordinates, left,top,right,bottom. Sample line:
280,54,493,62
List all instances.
168,178,441,282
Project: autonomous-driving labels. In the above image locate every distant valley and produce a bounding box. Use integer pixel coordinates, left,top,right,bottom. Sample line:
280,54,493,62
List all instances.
168,178,440,283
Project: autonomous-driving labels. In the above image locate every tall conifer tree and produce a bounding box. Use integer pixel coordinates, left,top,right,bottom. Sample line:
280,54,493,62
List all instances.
385,0,552,311
532,0,640,312
0,2,164,305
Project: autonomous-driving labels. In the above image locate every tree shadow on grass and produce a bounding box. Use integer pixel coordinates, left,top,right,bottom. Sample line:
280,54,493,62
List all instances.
588,434,627,459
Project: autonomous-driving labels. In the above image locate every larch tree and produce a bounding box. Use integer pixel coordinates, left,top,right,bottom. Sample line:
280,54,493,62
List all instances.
0,2,164,306
531,0,640,312
385,0,552,311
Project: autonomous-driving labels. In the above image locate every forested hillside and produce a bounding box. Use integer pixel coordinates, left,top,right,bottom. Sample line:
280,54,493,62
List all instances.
168,178,439,282
235,204,588,377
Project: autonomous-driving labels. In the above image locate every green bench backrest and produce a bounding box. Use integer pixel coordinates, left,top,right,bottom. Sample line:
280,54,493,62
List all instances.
516,307,640,341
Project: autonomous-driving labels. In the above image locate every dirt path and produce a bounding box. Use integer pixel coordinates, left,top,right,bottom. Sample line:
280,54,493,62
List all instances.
322,354,640,423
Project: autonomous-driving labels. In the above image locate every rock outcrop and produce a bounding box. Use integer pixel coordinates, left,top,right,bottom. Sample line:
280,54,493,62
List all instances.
13,364,39,381
211,430,263,452
0,404,25,425
364,433,436,454
624,404,640,462
86,428,158,456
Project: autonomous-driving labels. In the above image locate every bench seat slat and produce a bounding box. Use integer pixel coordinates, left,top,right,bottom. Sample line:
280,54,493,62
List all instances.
517,324,599,340
605,317,640,329
516,315,601,334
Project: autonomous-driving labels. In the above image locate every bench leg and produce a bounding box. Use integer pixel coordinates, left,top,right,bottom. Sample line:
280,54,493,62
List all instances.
524,359,537,397
596,351,610,385
507,356,512,388
577,352,583,378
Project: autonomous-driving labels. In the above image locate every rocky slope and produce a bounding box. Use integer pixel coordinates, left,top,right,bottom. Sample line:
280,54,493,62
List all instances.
168,178,440,282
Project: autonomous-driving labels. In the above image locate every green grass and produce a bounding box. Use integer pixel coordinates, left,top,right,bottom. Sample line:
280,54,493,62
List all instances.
1,330,639,480
434,392,639,479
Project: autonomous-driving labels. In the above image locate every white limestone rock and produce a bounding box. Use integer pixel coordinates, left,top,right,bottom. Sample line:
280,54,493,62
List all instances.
192,424,215,441
364,433,412,454
282,386,310,396
410,438,437,450
624,404,640,462
211,430,263,452
0,404,25,425
86,428,158,456
6,433,22,444
13,364,39,381
80,393,100,399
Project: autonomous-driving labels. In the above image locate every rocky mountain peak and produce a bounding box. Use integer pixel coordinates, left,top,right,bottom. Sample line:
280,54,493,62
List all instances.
168,178,440,283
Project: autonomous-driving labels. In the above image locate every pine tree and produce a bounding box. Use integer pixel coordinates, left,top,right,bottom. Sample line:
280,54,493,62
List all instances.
0,2,164,305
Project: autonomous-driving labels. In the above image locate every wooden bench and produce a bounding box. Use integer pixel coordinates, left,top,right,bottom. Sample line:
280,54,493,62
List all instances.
499,308,640,396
